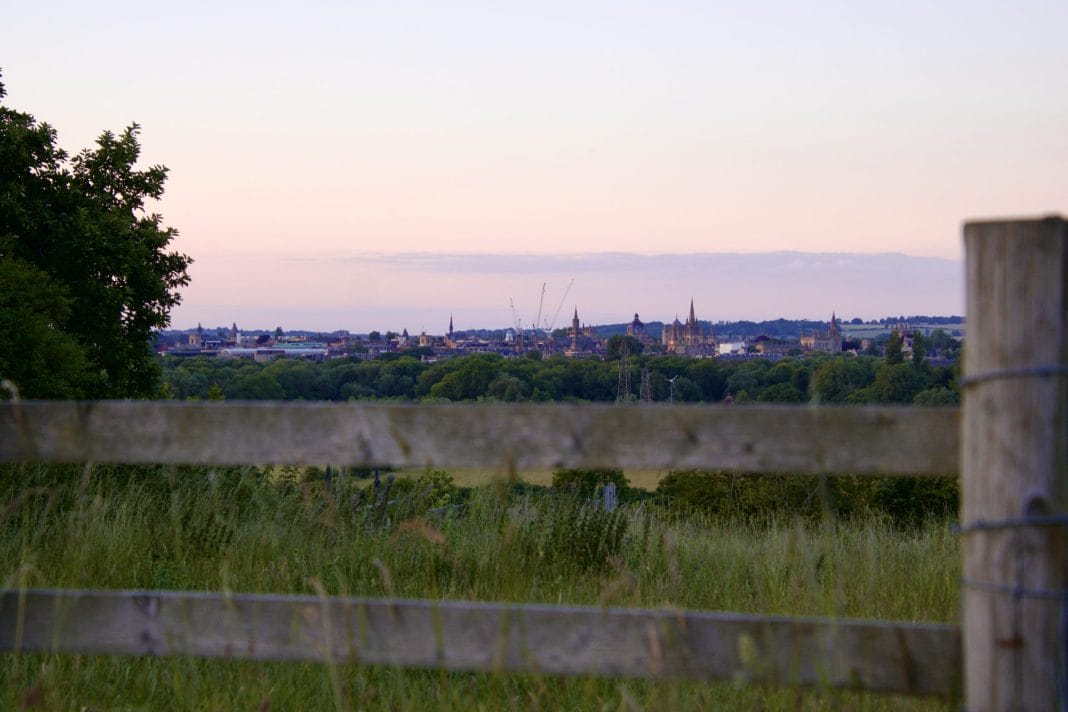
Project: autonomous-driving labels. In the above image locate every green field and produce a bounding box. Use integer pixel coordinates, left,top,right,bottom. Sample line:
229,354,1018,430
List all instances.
840,321,966,339
1,464,959,710
386,467,668,491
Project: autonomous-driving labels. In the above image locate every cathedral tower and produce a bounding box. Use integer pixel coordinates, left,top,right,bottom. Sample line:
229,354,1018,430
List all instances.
829,312,842,353
685,299,699,345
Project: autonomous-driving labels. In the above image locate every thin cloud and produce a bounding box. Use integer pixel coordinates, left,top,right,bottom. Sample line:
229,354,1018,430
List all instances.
325,251,960,276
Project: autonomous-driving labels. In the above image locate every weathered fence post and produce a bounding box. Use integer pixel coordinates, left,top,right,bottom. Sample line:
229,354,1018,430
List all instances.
962,216,1068,710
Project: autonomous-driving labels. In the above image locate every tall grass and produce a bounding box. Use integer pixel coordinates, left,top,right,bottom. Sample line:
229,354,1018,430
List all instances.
0,464,959,710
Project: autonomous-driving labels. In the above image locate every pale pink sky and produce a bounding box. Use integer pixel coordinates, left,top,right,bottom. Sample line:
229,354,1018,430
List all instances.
3,1,1065,330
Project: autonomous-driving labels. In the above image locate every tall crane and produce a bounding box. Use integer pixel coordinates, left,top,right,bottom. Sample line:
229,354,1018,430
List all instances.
533,283,546,349
545,279,575,334
509,298,524,351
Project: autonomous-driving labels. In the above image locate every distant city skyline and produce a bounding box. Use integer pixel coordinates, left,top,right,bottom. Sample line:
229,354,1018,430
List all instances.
169,250,963,333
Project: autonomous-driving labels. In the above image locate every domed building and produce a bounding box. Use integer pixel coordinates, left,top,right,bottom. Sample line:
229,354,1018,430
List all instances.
625,313,652,344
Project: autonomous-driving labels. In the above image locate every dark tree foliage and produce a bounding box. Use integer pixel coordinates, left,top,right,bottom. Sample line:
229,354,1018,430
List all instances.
0,259,94,397
884,331,904,365
0,71,191,398
811,358,877,404
911,332,927,368
757,382,807,403
605,334,644,360
868,363,927,404
656,470,958,528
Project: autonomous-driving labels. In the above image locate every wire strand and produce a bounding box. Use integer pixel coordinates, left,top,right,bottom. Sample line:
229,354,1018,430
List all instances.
956,514,1068,535
961,577,1068,601
959,365,1068,388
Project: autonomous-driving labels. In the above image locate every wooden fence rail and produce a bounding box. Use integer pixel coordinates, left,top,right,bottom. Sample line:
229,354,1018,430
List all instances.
0,589,960,698
0,401,958,475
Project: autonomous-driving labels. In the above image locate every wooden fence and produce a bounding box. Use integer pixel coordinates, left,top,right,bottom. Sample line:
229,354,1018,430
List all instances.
0,217,1064,708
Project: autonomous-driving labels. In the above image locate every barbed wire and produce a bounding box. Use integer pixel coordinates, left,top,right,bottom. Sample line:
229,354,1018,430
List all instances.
958,365,1068,388
961,577,1068,601
957,511,1068,604
955,514,1068,535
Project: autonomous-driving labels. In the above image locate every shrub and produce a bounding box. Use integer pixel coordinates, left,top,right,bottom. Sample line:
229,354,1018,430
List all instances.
362,470,460,526
872,476,959,527
414,469,459,509
656,470,832,521
913,387,960,406
655,470,957,527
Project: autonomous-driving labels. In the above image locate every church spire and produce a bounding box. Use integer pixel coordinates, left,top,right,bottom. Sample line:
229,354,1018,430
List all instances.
570,307,581,354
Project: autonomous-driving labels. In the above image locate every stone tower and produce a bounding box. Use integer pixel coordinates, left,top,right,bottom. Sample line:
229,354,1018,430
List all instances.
571,308,581,352
829,312,842,353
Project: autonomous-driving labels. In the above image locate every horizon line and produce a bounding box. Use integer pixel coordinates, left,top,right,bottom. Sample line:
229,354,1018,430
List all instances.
165,314,966,334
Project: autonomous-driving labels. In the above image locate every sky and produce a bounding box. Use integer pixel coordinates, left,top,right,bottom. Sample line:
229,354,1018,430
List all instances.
173,251,961,335
183,252,963,334
3,1,1066,331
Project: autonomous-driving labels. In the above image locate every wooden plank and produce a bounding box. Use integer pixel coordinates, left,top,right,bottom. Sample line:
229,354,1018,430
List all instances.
0,401,959,475
0,588,961,698
961,217,1068,710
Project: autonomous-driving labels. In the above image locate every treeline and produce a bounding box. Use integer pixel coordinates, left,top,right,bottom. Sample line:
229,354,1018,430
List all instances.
161,333,959,406
579,315,963,340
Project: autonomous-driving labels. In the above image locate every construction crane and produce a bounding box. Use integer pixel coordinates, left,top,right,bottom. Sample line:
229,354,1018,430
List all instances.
533,283,546,349
508,298,524,351
545,278,575,334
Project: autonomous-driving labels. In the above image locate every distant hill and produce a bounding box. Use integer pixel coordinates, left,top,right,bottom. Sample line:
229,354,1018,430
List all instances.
592,316,964,341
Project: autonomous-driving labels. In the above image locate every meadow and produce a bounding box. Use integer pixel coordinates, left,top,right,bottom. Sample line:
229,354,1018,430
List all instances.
0,464,960,710
368,466,667,491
